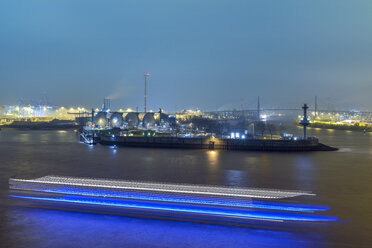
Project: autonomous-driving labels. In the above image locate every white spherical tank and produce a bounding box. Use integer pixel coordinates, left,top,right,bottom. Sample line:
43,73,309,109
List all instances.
94,112,108,127
110,112,124,128
143,113,155,128
124,112,139,127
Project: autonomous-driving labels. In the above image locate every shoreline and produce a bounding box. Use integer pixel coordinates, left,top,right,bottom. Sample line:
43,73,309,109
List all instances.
306,123,371,133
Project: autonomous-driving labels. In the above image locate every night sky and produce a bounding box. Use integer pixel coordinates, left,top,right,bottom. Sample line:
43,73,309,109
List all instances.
1,0,371,111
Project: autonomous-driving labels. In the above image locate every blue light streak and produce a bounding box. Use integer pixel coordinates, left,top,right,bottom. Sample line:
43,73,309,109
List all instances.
8,195,338,222
10,185,329,213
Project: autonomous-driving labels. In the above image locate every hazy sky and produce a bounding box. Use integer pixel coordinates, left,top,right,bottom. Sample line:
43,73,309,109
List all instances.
1,0,372,111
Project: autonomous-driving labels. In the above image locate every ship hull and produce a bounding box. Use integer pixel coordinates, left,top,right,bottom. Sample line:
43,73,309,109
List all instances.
99,136,337,152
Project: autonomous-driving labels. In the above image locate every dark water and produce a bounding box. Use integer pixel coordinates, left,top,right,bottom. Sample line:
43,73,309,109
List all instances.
0,128,371,247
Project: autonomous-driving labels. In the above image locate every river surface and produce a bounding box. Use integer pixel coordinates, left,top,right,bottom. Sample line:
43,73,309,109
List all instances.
0,128,371,247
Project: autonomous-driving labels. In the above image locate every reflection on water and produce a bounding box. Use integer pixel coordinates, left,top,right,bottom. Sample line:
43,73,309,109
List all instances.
260,154,270,167
224,169,246,187
293,156,315,190
0,129,372,247
206,151,219,184
337,148,353,153
206,150,218,166
17,133,31,143
244,156,259,165
5,207,327,248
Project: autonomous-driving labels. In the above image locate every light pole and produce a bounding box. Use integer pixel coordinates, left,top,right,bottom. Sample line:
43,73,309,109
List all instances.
144,73,150,113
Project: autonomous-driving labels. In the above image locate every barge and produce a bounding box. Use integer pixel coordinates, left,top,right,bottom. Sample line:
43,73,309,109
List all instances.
98,135,338,152
80,104,337,152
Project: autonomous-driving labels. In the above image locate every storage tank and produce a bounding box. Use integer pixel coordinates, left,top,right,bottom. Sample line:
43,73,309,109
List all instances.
94,112,108,127
109,112,123,128
124,112,139,127
143,113,155,128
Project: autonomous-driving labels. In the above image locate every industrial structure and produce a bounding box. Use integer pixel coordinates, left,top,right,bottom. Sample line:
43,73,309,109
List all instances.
1,94,371,134
91,110,171,130
144,73,150,113
300,104,310,139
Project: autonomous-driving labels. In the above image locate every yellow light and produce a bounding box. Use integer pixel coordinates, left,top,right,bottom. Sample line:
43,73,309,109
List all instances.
207,150,219,168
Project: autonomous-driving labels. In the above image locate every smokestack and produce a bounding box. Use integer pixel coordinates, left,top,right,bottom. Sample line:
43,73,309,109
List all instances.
103,98,111,111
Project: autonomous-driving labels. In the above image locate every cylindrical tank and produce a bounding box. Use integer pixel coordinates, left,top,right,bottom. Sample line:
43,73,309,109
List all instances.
94,112,108,127
109,112,124,128
143,113,155,128
124,112,139,127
